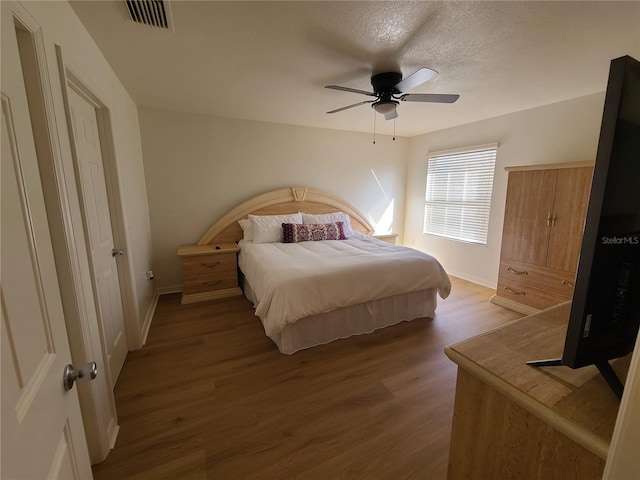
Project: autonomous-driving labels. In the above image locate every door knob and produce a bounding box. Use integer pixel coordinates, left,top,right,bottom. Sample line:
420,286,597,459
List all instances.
111,248,124,257
63,362,97,391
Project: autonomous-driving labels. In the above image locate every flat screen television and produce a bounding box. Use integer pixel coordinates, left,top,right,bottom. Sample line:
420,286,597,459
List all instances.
527,55,640,399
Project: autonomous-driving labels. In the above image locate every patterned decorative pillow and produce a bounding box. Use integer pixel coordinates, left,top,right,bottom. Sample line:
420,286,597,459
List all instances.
282,222,347,243
301,212,354,237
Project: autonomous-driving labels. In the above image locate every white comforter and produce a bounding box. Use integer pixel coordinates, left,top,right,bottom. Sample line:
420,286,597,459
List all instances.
238,235,451,337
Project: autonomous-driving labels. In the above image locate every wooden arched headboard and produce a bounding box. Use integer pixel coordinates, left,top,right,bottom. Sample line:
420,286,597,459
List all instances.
197,186,375,245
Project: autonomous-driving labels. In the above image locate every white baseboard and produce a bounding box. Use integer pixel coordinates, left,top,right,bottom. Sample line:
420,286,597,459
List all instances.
141,289,159,346
107,421,119,450
158,284,182,295
445,269,497,290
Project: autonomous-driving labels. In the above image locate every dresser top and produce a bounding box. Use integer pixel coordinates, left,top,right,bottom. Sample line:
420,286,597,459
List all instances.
445,301,629,459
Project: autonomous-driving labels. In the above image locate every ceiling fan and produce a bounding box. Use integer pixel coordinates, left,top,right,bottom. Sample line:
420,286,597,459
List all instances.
325,67,459,120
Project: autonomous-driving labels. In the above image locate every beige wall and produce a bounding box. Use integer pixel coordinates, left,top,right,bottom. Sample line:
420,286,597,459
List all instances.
139,108,408,290
141,93,607,292
404,93,605,288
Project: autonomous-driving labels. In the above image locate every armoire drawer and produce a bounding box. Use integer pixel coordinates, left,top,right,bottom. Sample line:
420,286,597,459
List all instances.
498,258,576,298
496,277,570,311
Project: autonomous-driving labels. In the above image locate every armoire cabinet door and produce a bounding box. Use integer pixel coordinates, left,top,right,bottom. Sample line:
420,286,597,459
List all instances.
500,169,557,265
546,167,593,272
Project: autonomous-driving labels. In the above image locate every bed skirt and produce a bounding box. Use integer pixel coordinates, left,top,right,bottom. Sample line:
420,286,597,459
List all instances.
243,280,438,354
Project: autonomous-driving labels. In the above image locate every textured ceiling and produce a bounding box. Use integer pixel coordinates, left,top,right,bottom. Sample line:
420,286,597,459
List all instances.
70,1,640,137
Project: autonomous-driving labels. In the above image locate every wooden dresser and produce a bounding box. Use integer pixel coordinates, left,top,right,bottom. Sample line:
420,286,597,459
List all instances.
445,302,628,480
491,162,593,314
177,243,242,304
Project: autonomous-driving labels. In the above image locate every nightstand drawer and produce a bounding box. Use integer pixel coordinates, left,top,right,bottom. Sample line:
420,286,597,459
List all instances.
183,271,238,295
178,243,242,304
182,253,236,276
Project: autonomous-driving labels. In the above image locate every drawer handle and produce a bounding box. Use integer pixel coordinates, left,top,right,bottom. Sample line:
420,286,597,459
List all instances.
201,262,221,268
506,266,528,275
561,280,574,287
203,280,222,287
504,286,526,295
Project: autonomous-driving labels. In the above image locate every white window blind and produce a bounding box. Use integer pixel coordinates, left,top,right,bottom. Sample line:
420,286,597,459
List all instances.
424,144,497,245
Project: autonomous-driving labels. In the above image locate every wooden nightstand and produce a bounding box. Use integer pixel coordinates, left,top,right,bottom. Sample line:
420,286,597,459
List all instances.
177,243,242,304
372,233,399,244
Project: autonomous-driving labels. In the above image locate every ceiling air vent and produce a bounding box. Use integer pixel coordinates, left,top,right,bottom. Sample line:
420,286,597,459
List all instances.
125,0,172,30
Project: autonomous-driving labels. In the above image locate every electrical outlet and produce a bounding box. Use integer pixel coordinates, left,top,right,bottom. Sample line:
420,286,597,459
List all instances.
146,271,154,281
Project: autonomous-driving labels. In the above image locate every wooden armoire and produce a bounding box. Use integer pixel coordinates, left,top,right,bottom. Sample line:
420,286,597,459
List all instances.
491,162,594,314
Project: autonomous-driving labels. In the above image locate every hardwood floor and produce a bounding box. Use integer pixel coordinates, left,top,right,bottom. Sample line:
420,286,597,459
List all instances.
92,277,522,480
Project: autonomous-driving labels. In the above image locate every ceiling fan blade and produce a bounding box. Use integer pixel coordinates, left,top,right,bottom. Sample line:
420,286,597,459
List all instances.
400,93,460,104
394,67,438,93
384,109,398,121
325,85,376,97
327,100,374,114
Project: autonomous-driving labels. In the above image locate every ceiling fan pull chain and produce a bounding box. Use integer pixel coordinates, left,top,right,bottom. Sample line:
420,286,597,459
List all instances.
373,110,377,144
393,118,396,141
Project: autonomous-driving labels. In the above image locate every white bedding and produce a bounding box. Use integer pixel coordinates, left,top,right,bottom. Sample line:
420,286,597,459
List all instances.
238,234,451,340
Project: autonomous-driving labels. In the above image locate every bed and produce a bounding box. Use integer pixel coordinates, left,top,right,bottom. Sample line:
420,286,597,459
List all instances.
196,186,451,354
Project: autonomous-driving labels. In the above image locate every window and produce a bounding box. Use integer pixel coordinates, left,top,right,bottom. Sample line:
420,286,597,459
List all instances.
424,144,497,245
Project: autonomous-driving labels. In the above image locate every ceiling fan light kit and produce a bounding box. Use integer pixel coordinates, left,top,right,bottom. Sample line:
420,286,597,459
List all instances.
373,100,398,115
325,67,460,122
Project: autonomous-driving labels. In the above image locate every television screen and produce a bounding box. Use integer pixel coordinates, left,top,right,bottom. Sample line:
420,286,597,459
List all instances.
528,55,640,399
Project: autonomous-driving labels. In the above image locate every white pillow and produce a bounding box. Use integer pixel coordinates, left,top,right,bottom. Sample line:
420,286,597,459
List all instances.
249,213,303,243
301,212,354,237
237,218,253,242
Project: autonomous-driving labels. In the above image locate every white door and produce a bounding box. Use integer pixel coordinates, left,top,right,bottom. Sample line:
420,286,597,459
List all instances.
66,88,127,388
1,8,92,479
